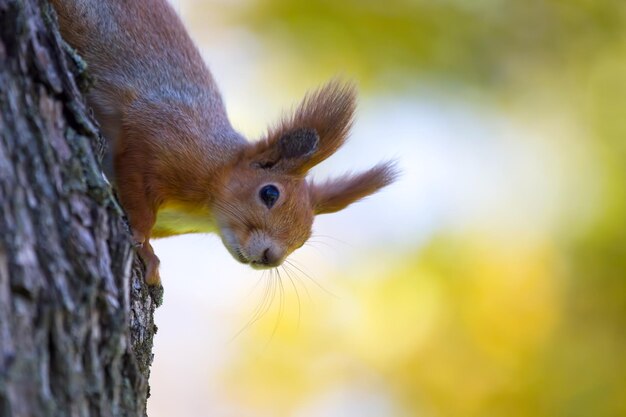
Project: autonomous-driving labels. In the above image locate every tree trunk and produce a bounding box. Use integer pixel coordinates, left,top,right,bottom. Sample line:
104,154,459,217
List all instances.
0,1,161,416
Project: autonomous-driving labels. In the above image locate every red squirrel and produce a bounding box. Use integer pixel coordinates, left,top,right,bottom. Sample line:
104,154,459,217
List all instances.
51,0,398,285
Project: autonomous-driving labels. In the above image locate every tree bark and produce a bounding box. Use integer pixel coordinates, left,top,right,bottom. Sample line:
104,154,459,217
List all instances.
0,1,162,416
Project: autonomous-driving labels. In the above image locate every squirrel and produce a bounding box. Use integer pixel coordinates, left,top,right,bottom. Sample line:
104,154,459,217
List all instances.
50,0,398,285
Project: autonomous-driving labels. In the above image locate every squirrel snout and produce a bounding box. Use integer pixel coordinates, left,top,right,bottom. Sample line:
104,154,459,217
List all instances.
251,247,280,268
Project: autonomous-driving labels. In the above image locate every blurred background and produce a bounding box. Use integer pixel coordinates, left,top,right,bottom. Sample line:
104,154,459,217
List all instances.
151,1,626,416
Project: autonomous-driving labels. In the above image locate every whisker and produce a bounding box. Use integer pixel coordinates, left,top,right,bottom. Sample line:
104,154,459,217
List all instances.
306,240,338,249
283,262,312,302
229,271,275,342
260,271,279,348
213,203,247,225
312,234,353,247
248,273,272,324
303,242,328,256
217,199,266,230
282,265,302,329
269,268,285,343
286,259,340,299
244,270,265,299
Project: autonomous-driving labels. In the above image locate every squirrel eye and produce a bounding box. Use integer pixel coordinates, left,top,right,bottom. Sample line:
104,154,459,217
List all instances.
259,185,280,208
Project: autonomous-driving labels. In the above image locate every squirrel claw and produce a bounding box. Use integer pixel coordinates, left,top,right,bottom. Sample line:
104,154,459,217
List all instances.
132,231,146,247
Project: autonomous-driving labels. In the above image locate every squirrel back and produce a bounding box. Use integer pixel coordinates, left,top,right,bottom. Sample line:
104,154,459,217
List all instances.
51,0,241,155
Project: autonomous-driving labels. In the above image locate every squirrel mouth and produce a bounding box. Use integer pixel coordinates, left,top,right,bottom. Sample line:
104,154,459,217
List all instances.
234,248,249,264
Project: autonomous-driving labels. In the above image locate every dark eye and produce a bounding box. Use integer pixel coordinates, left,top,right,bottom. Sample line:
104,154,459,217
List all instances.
259,185,280,208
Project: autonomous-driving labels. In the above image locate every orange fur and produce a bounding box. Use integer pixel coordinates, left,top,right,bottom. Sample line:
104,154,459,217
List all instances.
310,162,399,214
51,0,398,285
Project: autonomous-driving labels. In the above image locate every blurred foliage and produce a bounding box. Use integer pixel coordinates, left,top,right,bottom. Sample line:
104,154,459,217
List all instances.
223,0,626,89
194,0,626,415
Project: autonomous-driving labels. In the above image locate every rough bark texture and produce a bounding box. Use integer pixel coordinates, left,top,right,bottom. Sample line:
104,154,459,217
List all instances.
0,1,162,416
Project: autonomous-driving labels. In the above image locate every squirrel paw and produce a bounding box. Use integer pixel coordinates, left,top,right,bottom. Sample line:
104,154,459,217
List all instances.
137,242,161,286
132,230,146,248
144,258,161,286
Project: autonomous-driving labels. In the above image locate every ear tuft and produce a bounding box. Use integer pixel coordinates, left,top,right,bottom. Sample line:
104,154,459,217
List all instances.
279,128,319,159
254,79,357,174
310,161,400,215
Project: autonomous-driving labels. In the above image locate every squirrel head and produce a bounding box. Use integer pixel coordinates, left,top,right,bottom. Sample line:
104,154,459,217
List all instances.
212,80,398,269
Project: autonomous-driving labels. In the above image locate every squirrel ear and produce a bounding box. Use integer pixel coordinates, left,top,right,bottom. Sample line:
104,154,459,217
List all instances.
249,79,356,175
250,128,319,172
309,162,399,214
278,128,319,160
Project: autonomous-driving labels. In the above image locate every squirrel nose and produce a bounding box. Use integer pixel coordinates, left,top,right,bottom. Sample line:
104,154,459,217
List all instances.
261,248,270,265
249,246,282,269
253,247,277,267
